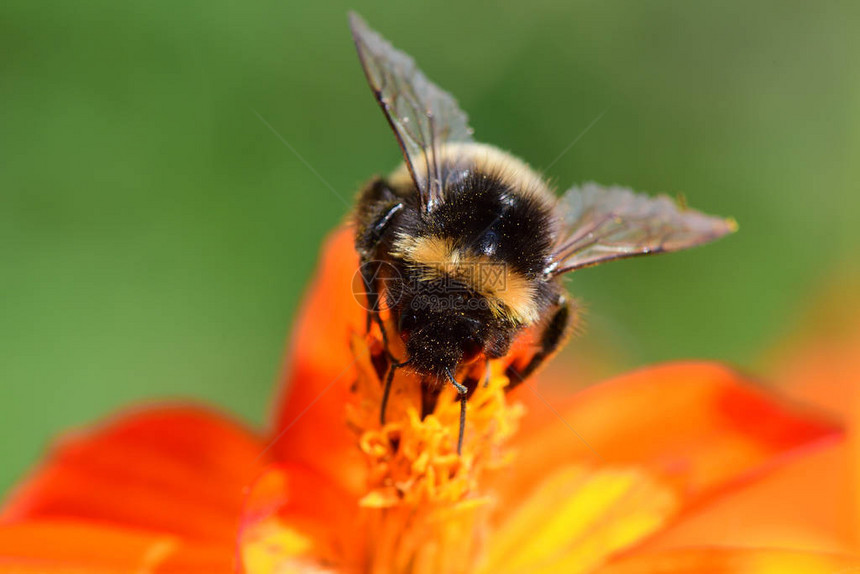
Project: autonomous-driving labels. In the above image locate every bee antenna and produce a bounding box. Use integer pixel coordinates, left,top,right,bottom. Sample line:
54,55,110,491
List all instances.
445,367,468,455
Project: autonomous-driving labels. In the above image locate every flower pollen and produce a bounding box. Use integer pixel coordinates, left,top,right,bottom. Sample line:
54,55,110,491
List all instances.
346,331,524,572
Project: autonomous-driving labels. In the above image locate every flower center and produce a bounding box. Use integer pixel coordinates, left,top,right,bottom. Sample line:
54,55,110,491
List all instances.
346,329,524,573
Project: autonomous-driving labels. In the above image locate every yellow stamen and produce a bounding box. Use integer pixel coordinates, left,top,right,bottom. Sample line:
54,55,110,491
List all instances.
346,330,524,573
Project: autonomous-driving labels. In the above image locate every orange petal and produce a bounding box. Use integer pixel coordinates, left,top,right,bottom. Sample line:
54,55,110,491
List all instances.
269,227,367,496
641,437,854,554
0,519,232,573
1,405,268,543
765,276,860,546
481,464,679,574
596,547,859,573
238,464,363,572
495,362,840,509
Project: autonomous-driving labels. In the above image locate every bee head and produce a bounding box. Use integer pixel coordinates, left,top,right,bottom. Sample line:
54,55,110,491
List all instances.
396,289,499,379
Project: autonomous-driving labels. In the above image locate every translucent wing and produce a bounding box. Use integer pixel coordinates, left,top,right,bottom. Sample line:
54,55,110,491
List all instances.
349,12,474,212
548,182,737,275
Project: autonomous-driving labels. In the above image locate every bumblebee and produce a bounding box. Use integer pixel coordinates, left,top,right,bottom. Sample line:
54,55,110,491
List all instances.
349,13,735,453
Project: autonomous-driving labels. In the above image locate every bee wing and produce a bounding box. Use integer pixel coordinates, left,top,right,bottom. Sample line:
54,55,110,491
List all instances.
547,183,737,275
349,12,474,212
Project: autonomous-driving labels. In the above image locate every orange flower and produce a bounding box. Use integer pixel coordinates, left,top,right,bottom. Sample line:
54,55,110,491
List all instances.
0,229,856,573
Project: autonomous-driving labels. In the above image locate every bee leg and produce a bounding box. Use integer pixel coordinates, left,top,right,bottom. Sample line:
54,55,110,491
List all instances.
359,259,391,351
445,368,468,455
380,356,410,425
355,183,408,427
357,200,404,358
360,258,404,370
505,297,573,389
361,257,410,425
360,259,379,333
360,248,410,427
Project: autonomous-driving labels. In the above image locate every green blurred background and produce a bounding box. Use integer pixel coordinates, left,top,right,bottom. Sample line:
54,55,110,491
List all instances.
2,0,858,493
